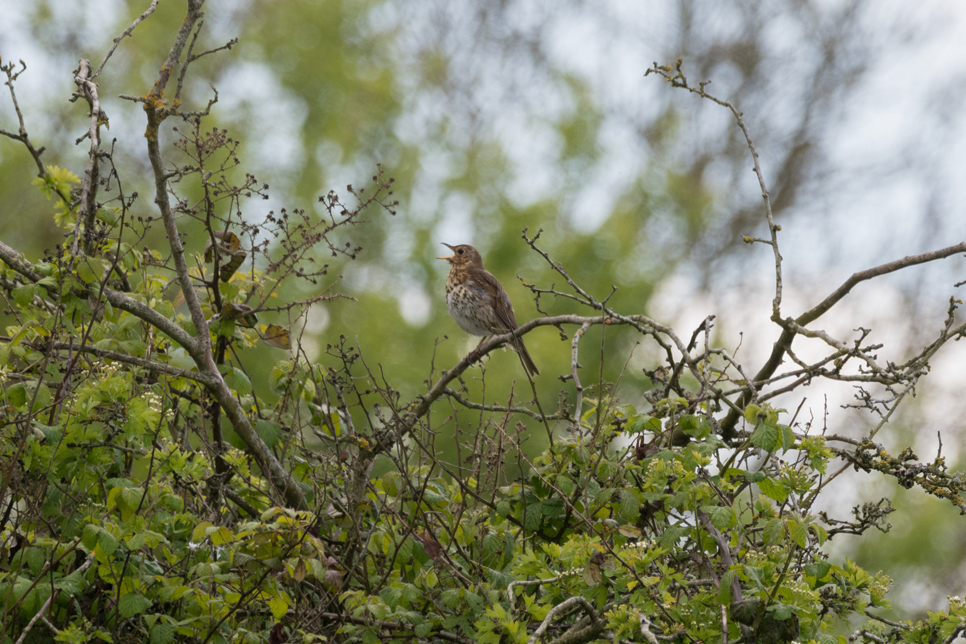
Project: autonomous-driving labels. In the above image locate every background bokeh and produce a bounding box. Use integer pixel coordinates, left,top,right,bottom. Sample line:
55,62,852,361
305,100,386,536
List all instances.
2,0,966,618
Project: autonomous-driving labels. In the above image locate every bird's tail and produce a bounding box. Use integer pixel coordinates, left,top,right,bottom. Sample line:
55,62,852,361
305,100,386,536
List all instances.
513,336,539,377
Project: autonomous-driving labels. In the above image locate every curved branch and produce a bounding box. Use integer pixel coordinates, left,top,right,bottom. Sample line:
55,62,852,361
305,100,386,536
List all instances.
720,240,966,440
525,595,603,644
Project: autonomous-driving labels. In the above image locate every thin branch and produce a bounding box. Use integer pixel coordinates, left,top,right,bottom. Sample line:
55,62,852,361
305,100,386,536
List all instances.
94,0,161,78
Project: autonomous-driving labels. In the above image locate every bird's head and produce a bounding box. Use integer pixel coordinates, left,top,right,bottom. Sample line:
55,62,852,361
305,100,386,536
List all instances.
438,243,483,268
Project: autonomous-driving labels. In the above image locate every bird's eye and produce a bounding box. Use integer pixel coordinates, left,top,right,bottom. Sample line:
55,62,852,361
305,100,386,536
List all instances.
457,248,464,254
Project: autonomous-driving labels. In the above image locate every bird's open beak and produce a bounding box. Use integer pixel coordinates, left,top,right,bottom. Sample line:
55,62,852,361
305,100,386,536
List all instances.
437,243,456,261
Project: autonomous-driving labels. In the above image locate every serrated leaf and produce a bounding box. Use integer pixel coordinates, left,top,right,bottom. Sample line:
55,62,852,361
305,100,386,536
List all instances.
788,519,808,548
704,505,737,530
540,496,565,517
750,422,780,452
766,602,795,621
717,569,736,604
82,524,100,551
97,530,119,557
269,593,290,619
256,419,283,448
524,506,541,531
117,487,144,522
118,592,152,618
811,524,828,546
757,478,790,503
743,404,761,424
208,526,234,546
762,519,784,546
13,284,36,307
25,547,45,575
7,383,27,409
150,623,175,644
223,367,252,395
269,361,292,395
555,475,575,495
191,522,214,542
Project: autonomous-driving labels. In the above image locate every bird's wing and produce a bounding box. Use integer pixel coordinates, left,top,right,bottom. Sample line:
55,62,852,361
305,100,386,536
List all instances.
480,270,519,331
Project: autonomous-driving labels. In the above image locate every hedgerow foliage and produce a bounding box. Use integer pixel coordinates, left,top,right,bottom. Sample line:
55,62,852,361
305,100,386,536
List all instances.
2,4,966,644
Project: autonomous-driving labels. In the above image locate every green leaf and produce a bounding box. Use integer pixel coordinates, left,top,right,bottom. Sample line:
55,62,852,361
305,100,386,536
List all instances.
116,487,144,522
256,419,283,449
269,361,293,395
495,500,510,517
750,422,780,452
717,569,736,604
703,505,737,530
191,522,214,542
6,382,27,409
555,475,575,495
118,592,152,618
208,526,234,546
743,404,761,425
523,506,541,531
97,530,119,557
811,524,829,545
762,519,784,546
618,492,641,523
269,593,290,619
788,519,808,548
628,416,661,434
150,623,175,644
12,284,36,307
757,478,790,503
441,589,461,609
82,524,100,551
766,602,795,620
540,496,564,517
25,547,45,575
223,367,252,395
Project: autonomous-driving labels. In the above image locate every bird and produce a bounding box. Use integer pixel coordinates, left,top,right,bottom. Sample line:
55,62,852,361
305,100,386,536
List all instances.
438,243,539,376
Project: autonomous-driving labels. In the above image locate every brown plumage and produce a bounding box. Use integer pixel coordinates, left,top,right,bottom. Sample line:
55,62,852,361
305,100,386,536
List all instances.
438,243,539,376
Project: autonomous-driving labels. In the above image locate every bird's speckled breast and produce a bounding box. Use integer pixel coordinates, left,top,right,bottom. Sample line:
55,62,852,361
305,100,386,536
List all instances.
445,280,495,336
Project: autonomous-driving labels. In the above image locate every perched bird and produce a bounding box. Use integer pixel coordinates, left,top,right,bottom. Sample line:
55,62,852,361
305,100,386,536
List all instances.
439,243,539,376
